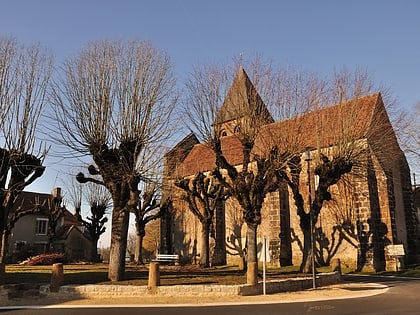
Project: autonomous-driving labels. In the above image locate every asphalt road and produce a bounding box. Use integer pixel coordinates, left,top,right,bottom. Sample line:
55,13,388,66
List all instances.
1,275,419,315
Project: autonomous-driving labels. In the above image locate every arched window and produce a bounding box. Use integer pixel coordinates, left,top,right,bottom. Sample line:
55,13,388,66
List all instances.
220,130,227,137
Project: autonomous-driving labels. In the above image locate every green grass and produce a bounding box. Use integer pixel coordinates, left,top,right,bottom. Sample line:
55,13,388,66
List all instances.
371,264,420,278
5,264,110,285
4,263,249,286
4,262,420,286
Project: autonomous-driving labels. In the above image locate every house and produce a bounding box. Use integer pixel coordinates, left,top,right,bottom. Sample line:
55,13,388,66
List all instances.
7,189,94,263
162,67,419,271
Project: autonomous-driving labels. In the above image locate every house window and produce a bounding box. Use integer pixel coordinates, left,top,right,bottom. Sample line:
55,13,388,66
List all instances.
35,218,49,235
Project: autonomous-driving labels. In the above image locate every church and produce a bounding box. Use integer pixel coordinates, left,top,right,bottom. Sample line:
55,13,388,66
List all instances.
161,67,418,271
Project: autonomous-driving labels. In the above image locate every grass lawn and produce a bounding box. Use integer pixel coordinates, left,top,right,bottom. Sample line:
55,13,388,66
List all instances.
4,263,420,286
3,263,316,286
5,263,250,286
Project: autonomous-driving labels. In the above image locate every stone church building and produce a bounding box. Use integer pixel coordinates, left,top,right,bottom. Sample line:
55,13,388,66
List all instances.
161,68,419,271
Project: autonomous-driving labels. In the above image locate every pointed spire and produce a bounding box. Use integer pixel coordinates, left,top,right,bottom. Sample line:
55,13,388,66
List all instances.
216,67,273,125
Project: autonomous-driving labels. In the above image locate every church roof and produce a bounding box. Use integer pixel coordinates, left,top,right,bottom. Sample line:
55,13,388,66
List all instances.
173,93,394,177
254,93,384,154
175,136,243,177
216,67,274,125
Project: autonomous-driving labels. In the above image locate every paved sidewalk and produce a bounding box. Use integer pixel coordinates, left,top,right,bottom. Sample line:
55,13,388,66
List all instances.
1,282,388,307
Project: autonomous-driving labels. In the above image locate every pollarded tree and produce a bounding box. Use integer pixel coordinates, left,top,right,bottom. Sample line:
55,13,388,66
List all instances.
181,58,288,283
132,181,171,265
175,172,228,267
46,188,65,252
66,179,111,262
51,40,178,281
269,67,400,272
0,38,52,263
252,66,329,272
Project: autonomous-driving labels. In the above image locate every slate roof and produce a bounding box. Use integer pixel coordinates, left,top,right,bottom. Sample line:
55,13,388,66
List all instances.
216,66,274,125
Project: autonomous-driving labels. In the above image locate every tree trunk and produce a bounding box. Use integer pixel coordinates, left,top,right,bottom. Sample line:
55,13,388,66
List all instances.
108,208,130,281
212,200,226,266
135,232,145,265
246,223,258,284
91,239,99,262
200,220,210,267
246,223,258,263
300,223,313,273
0,230,9,264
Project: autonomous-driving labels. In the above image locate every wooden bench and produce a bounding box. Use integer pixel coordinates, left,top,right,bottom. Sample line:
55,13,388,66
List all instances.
153,254,180,265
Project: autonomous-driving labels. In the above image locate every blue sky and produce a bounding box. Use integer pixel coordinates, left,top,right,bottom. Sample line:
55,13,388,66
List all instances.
2,0,420,109
2,0,420,245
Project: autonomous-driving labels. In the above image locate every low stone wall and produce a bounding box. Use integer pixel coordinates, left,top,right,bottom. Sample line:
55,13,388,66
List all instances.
0,272,341,301
239,272,341,295
34,271,340,299
0,283,44,300
39,283,241,298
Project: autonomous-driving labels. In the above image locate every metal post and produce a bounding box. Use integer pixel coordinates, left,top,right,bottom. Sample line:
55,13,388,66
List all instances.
305,150,316,289
263,236,266,295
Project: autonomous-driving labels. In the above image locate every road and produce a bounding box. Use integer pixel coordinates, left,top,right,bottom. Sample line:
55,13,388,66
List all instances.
1,275,419,315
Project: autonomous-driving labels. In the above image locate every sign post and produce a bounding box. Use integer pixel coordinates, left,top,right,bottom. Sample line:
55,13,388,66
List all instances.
386,244,405,271
259,236,270,295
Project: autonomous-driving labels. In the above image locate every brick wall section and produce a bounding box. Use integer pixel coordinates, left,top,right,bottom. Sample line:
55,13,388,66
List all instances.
162,72,419,270
413,187,420,258
400,159,420,263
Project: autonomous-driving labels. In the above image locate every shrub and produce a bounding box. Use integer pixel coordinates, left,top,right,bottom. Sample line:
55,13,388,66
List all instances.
25,253,66,265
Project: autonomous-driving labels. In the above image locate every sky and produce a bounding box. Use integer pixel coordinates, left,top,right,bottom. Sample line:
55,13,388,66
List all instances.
1,0,420,246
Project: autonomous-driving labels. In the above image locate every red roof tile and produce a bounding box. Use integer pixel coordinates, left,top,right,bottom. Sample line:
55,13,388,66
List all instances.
175,93,386,177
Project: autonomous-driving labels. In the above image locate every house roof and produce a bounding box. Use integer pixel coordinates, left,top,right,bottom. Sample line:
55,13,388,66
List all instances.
60,209,82,226
173,92,392,177
54,209,88,241
10,191,56,215
55,224,92,241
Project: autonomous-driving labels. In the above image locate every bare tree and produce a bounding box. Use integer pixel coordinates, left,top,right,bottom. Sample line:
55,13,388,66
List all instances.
272,67,399,272
397,101,420,181
126,232,136,260
66,178,111,262
51,40,178,281
181,58,401,275
132,181,171,265
0,38,52,263
181,58,284,283
174,172,227,267
46,188,65,252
